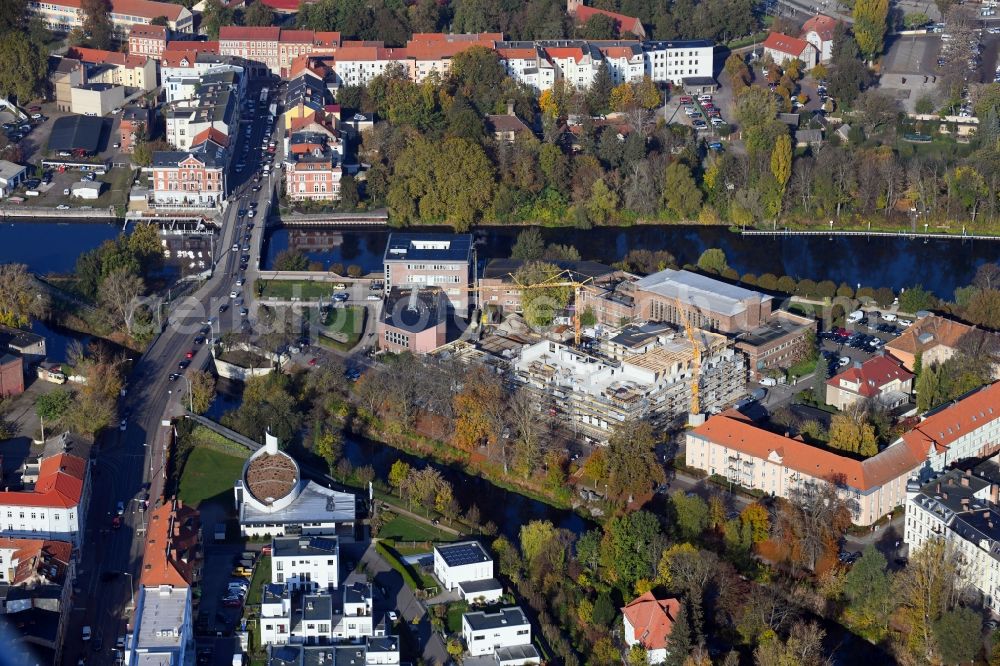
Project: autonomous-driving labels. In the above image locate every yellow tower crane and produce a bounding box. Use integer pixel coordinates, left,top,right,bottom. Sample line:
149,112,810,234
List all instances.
673,296,702,416
507,269,595,347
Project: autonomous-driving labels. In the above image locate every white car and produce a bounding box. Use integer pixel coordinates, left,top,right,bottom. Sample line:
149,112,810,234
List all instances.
387,611,398,623
839,356,851,367
82,626,92,641
56,204,70,210
230,290,239,299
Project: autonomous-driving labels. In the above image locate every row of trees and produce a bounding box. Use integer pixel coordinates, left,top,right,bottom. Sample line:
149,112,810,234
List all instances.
0,0,51,103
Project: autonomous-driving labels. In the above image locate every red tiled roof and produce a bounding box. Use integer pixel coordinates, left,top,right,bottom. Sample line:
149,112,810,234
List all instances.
885,315,976,357
622,592,680,650
47,0,185,20
692,411,925,491
165,40,219,53
0,538,72,585
573,5,644,37
129,24,167,40
280,29,315,44
496,47,537,60
160,49,199,68
313,31,341,46
801,14,839,41
192,127,229,148
763,31,811,56
404,40,496,61
902,382,1000,456
598,45,640,59
260,0,299,9
825,355,913,398
0,453,86,509
545,47,586,63
140,497,201,588
68,47,150,68
219,26,281,41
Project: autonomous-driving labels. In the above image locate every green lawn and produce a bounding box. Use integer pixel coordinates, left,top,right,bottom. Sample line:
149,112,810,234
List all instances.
245,554,272,606
178,447,247,508
786,356,818,381
380,512,457,543
445,601,469,635
259,280,341,300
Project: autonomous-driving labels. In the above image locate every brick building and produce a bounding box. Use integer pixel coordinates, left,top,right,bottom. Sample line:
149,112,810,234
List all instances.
383,233,474,313
119,106,151,153
152,129,228,209
377,288,448,354
128,24,167,59
0,354,24,397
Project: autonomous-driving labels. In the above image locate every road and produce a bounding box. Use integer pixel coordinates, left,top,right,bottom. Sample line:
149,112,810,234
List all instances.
63,75,282,666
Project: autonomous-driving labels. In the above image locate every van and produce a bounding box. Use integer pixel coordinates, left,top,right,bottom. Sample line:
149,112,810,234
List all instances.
759,377,777,387
698,94,712,102
846,310,864,324
883,312,897,322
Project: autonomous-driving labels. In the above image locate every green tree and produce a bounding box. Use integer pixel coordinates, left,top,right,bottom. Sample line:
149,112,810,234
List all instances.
671,491,709,540
202,0,235,40
188,370,215,414
663,601,692,666
449,46,507,115
771,133,792,192
0,263,47,328
388,460,411,498
0,32,47,102
510,228,545,261
314,429,343,473
580,12,616,39
697,248,728,274
80,0,112,48
605,419,665,502
36,389,71,424
513,261,570,327
663,161,702,218
604,510,663,587
592,591,616,626
0,0,27,32
586,177,619,224
243,0,274,26
899,284,936,313
339,173,360,209
932,606,980,664
586,61,614,114
274,249,310,271
843,544,893,639
853,0,890,59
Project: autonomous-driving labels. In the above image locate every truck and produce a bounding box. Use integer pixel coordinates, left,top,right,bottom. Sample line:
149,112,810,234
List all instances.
846,310,864,324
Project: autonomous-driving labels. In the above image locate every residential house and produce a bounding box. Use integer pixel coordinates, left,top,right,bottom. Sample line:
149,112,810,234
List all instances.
28,0,193,34
138,497,201,589
70,83,125,117
432,541,503,603
119,106,152,153
382,233,475,313
151,134,228,210
0,161,28,198
125,584,194,666
0,452,90,548
128,24,167,59
885,314,980,372
67,47,158,91
271,535,339,593
905,460,1000,613
284,122,343,202
233,433,357,539
260,585,293,645
761,32,818,69
486,101,533,142
49,57,86,112
567,0,646,39
218,27,341,77
461,607,533,658
377,287,448,354
825,355,914,410
335,582,373,640
622,592,681,664
800,14,838,63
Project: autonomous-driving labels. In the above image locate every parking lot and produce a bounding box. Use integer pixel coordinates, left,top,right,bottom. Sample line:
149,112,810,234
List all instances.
818,315,910,380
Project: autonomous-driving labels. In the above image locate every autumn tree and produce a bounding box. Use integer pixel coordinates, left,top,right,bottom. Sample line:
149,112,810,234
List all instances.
98,267,146,337
188,370,216,414
314,429,343,473
828,411,879,457
0,263,48,327
853,0,889,60
697,248,728,274
604,419,664,502
775,480,852,571
753,623,828,666
663,161,702,218
895,538,959,661
771,133,792,194
452,366,505,455
80,0,113,48
514,261,570,327
388,460,411,499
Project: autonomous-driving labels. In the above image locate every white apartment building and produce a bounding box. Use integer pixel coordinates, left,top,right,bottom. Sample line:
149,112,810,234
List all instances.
125,585,194,666
0,452,89,549
161,53,245,104
29,0,192,34
462,607,532,657
905,462,1000,614
261,584,293,646
271,536,339,592
335,582,373,640
365,636,401,665
643,40,714,85
298,594,334,645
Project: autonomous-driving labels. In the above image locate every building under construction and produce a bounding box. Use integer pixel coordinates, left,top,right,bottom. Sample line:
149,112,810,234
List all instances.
511,322,745,443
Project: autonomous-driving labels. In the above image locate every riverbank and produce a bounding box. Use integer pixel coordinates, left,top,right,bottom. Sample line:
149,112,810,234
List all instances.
0,205,119,221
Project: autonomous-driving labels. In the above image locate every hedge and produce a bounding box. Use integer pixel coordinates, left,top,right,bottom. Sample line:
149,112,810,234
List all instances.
375,540,424,590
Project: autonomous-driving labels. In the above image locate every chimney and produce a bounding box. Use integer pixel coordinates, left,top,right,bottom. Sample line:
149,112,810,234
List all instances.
506,99,515,116
961,497,970,509
961,476,970,487
264,430,279,455
942,492,948,500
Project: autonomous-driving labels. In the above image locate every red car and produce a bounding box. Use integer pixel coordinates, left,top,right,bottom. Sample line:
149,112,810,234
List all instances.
679,96,692,104
222,596,243,608
261,544,272,555
308,358,317,366
112,515,122,529
185,350,195,359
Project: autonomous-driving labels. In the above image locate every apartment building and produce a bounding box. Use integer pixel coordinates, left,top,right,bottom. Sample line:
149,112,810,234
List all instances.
119,106,151,153
163,74,238,149
513,331,745,443
151,132,228,209
128,24,167,59
905,461,1000,613
825,354,914,410
138,497,201,589
271,536,339,593
125,585,195,666
383,233,474,313
885,314,980,372
335,582,374,640
462,607,534,659
218,27,342,76
284,125,343,202
265,644,400,666
377,287,448,354
66,47,158,92
29,0,193,34
0,452,89,548
161,52,245,103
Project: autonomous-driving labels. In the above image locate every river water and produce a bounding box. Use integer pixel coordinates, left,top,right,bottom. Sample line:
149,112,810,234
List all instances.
263,225,1000,299
0,221,121,274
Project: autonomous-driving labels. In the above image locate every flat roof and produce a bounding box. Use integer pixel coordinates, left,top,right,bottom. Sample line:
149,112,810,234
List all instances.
435,540,491,567
134,586,189,651
482,258,614,282
496,644,541,663
48,115,103,153
240,481,356,526
301,594,332,621
463,606,528,632
380,287,447,333
383,233,473,263
272,535,338,558
634,268,770,316
458,578,502,593
344,581,371,604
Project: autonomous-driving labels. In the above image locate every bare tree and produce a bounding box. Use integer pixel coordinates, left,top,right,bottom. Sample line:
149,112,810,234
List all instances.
783,480,853,571
506,386,545,474
98,267,145,335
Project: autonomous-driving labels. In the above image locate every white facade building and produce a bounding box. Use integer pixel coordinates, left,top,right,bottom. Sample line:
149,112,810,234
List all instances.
0,452,89,549
433,541,493,590
126,585,194,666
905,461,1000,614
365,636,401,665
271,535,339,592
261,584,293,646
462,607,532,657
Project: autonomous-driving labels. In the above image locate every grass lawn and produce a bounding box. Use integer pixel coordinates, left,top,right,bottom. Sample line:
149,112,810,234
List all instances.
259,280,341,300
380,512,457,543
245,554,272,607
178,447,247,508
445,601,469,635
786,356,818,381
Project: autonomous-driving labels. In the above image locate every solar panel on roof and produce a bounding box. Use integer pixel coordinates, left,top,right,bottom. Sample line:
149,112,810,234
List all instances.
438,542,488,567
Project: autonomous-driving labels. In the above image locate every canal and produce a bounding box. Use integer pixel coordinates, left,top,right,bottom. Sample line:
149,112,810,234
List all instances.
263,225,1000,299
0,221,120,274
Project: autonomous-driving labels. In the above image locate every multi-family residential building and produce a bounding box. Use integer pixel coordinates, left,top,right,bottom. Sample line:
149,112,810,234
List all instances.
403,32,502,81
138,497,201,588
66,47,158,92
462,607,535,659
621,592,681,664
50,56,86,112
885,314,980,372
0,451,89,549
365,636,402,665
161,52,245,103
825,354,914,410
125,584,195,666
377,287,449,355
336,582,374,640
905,461,1000,613
218,27,342,77
383,233,474,313
271,535,339,592
29,0,193,34
284,122,343,202
233,433,357,539
163,74,238,149
496,44,556,92
513,331,745,442
265,644,400,666
800,14,839,63
328,44,408,87
119,106,151,153
433,541,503,603
762,32,818,68
261,584,293,646
0,538,74,664
128,24,167,59
151,132,228,210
